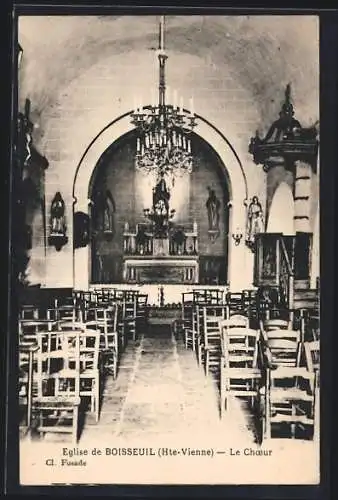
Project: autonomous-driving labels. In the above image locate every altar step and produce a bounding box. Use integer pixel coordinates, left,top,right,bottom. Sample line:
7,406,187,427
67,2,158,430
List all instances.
147,306,181,326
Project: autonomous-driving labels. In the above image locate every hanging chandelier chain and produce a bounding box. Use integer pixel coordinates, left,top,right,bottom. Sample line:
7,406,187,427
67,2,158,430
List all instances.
131,15,197,179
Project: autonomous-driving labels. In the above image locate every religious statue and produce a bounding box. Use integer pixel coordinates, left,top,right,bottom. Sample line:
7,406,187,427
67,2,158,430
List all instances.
50,192,66,235
153,175,170,214
48,192,68,251
206,186,220,232
245,196,264,250
103,190,115,234
260,84,302,143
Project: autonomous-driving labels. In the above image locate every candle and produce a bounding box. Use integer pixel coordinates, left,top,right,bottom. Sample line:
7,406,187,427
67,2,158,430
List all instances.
190,96,194,115
137,138,141,152
188,139,191,153
173,89,177,109
160,16,165,51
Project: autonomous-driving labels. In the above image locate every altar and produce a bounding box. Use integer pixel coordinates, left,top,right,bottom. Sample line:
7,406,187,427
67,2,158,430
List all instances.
123,256,199,284
122,173,200,284
123,225,199,284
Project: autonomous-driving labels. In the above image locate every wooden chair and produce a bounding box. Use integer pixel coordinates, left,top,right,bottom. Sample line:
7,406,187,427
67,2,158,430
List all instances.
260,364,316,442
301,310,320,342
19,339,39,432
203,306,227,376
181,292,194,350
194,289,225,305
56,303,78,323
33,330,81,443
86,306,119,379
78,329,101,423
260,328,302,368
194,303,205,364
219,321,261,417
258,327,315,442
304,340,320,441
225,292,245,315
261,318,292,332
123,293,138,341
136,293,149,334
192,289,225,356
20,305,39,320
57,321,86,331
304,340,320,373
242,289,259,327
19,319,58,375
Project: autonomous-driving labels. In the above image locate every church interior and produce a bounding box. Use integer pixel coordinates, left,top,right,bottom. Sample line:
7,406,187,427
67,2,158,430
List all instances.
17,15,320,484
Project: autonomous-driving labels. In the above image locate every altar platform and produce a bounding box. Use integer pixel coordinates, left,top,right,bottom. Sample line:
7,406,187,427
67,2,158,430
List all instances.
123,255,199,284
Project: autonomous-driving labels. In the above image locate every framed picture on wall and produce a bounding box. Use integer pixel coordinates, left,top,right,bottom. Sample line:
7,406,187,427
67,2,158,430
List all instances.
254,233,280,285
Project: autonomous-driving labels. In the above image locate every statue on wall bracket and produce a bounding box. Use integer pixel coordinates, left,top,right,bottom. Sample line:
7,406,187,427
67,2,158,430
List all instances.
245,196,264,251
48,192,68,251
206,186,220,242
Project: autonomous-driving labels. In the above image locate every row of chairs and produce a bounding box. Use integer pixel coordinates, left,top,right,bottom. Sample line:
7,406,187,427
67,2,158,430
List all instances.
179,289,319,443
19,288,149,443
180,289,319,354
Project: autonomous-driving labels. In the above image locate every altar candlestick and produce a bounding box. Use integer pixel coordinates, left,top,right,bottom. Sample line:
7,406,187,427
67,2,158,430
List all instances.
180,96,183,112
173,89,177,109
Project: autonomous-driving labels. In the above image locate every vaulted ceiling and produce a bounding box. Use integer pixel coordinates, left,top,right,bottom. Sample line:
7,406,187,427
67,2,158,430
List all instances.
18,15,319,145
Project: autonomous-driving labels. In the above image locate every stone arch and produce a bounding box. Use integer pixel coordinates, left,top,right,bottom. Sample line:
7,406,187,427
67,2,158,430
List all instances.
72,111,250,291
267,181,295,235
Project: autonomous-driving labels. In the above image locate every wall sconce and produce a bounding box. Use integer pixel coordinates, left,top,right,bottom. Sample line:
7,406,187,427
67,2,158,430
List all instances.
232,228,243,246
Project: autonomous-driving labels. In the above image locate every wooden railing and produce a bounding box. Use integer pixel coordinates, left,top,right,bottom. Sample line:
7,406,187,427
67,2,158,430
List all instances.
278,236,294,310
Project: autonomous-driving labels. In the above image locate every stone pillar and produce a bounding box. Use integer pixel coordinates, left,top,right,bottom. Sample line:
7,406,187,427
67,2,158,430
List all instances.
73,197,91,290
294,161,312,233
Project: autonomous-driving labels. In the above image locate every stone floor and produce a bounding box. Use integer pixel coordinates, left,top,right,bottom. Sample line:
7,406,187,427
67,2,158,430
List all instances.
20,325,320,485
80,324,258,444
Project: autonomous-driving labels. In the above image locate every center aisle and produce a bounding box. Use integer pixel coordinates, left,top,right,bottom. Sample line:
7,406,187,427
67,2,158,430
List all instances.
20,324,319,485
83,325,257,445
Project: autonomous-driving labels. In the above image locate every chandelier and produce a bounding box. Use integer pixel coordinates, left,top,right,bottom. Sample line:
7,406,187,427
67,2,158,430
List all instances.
131,16,197,179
